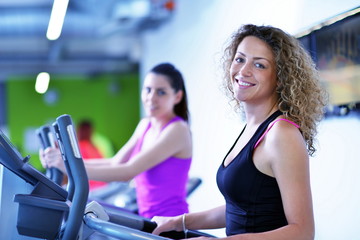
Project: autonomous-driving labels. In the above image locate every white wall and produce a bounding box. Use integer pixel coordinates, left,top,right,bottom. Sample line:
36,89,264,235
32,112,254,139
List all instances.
141,1,360,239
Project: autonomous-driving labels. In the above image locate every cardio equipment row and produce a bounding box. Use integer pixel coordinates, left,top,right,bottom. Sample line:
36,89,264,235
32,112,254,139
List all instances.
0,114,215,239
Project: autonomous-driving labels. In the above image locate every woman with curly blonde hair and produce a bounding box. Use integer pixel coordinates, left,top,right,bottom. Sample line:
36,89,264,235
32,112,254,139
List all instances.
152,24,327,240
221,24,327,156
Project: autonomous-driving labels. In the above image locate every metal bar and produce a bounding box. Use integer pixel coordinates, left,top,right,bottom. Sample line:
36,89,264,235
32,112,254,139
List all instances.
84,213,168,240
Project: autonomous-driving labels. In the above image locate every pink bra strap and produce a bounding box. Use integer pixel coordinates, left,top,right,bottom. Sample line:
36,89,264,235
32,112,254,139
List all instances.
254,118,300,149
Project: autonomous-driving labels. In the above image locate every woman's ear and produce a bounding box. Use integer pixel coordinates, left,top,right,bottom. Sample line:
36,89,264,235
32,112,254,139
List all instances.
174,90,183,104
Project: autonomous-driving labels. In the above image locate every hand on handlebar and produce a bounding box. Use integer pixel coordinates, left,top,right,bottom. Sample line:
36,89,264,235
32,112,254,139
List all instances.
39,147,66,173
151,215,183,236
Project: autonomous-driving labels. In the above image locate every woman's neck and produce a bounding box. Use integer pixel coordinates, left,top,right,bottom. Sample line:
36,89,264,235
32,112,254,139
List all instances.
149,114,176,131
243,101,279,127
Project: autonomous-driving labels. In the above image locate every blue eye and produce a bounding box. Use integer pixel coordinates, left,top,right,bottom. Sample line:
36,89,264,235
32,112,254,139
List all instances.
143,87,151,93
157,90,166,96
255,63,265,69
235,57,245,63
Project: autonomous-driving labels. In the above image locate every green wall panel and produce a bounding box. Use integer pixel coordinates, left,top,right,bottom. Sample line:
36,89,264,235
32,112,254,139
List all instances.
7,73,140,170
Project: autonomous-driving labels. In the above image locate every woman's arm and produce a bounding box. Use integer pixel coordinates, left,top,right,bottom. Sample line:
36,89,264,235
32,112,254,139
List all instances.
109,118,150,164
42,119,147,175
86,119,192,182
83,118,150,166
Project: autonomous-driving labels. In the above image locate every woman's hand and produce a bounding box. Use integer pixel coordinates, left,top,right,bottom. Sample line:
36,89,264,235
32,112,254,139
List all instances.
39,148,48,169
151,215,183,236
152,214,218,239
39,147,66,173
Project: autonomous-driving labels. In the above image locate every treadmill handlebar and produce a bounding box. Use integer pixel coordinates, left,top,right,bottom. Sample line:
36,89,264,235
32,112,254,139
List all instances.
107,211,216,239
54,114,89,240
97,201,217,239
84,213,169,240
36,126,54,149
36,125,64,185
146,218,216,239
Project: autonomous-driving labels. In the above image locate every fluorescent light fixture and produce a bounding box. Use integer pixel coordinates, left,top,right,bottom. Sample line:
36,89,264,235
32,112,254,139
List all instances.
131,0,150,18
35,72,50,94
46,0,69,40
113,0,150,19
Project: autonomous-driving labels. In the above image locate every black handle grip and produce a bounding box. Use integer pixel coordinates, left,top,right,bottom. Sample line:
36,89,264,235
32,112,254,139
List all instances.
36,125,64,185
143,219,216,239
104,203,216,239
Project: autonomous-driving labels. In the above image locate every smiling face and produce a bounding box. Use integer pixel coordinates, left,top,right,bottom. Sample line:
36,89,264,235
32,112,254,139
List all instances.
230,36,278,107
141,72,183,119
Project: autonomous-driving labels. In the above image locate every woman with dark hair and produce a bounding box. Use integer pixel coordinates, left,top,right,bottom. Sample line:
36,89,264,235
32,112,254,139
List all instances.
151,25,327,240
41,63,192,218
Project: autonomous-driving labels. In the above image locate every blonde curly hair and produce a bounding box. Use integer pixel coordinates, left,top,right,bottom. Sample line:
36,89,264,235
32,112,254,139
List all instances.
221,24,328,156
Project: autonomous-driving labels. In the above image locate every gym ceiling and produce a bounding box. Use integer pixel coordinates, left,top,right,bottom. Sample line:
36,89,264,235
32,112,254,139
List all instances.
0,0,174,78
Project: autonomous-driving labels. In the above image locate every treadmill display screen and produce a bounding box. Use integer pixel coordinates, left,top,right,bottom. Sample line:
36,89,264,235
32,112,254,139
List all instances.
0,129,26,170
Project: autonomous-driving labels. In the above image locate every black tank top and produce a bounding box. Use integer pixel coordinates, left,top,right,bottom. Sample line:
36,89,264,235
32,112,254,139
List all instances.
216,110,287,235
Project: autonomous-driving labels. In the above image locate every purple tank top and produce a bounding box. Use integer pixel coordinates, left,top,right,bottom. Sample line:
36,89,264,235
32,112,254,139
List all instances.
131,116,191,218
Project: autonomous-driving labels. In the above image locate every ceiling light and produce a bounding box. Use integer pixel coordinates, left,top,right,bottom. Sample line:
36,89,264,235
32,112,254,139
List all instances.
35,72,50,94
46,0,69,40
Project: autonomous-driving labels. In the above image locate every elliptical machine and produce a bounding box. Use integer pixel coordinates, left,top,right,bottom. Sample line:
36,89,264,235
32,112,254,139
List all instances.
0,114,216,239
